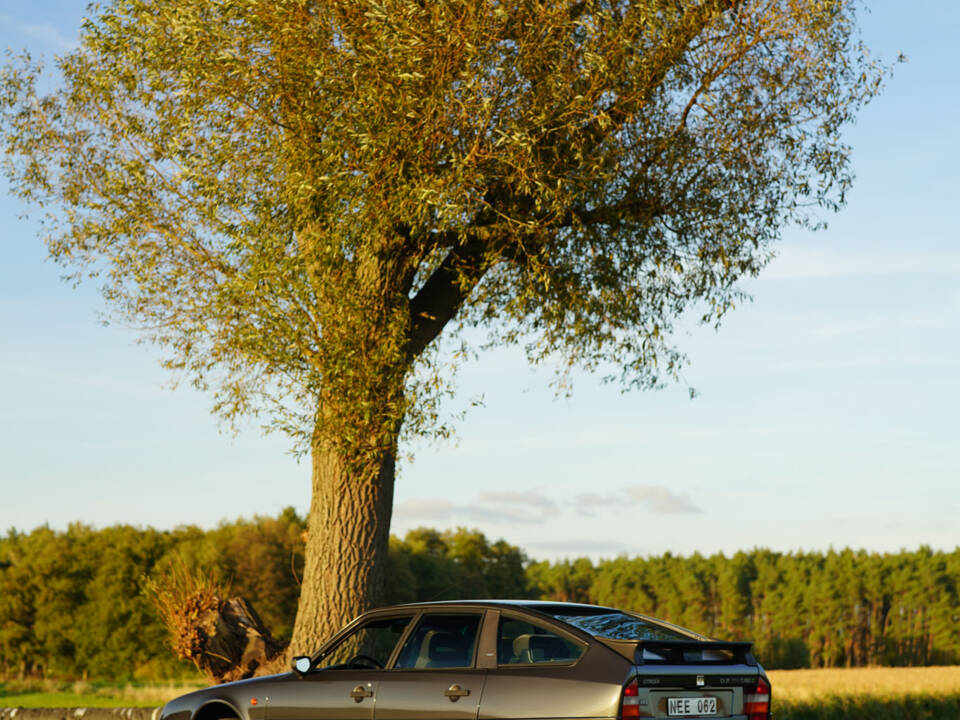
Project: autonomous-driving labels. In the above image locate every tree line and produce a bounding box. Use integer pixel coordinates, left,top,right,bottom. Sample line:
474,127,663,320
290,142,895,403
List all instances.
1,511,956,679
528,548,960,669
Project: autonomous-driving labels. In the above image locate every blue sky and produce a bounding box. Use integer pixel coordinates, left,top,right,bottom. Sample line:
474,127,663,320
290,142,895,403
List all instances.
1,2,957,560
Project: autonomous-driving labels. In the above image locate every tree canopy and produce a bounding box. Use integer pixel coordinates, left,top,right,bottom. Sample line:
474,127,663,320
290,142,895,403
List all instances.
1,0,887,651
0,517,532,679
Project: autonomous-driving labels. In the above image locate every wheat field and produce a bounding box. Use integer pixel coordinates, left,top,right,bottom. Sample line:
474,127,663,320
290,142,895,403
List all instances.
768,666,960,720
768,665,960,700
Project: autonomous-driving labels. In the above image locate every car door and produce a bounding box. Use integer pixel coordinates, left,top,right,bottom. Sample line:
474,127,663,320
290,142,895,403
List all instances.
267,614,414,720
373,611,488,720
477,610,608,720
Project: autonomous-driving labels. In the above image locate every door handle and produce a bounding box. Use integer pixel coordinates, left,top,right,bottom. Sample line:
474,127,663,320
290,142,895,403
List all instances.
444,684,471,701
350,685,374,703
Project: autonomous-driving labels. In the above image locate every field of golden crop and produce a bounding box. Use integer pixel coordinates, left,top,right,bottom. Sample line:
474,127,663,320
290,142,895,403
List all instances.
769,665,960,699
769,666,960,720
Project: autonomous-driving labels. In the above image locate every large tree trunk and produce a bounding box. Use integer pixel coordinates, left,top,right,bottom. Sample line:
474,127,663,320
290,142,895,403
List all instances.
289,434,398,655
286,242,421,656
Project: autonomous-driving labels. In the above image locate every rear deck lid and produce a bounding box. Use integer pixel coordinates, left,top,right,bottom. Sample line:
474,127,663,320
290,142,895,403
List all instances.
619,640,761,718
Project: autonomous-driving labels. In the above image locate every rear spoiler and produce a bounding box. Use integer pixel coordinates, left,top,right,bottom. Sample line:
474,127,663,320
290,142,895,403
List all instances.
597,638,757,666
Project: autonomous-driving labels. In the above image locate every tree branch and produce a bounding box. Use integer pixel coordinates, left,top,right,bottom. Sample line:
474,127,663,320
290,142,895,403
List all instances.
406,1,744,360
406,231,498,359
579,0,744,151
482,0,740,230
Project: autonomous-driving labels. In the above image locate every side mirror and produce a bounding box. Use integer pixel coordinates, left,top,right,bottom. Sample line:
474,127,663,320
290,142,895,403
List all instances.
292,656,312,676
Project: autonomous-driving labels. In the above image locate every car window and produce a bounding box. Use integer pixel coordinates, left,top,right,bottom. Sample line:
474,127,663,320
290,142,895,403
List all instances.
317,615,413,670
393,613,482,669
497,616,584,666
535,607,692,641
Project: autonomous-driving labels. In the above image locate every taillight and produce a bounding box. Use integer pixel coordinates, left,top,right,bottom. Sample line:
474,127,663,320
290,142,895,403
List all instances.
620,677,640,719
744,675,771,720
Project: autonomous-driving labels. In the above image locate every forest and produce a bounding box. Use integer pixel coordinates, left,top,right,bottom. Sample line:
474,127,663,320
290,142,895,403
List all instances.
0,510,956,680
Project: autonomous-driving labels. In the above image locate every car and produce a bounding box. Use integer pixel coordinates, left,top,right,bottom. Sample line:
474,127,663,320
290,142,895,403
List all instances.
160,600,771,720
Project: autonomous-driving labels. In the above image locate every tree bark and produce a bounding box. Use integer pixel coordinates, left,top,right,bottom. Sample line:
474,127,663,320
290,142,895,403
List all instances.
289,434,398,655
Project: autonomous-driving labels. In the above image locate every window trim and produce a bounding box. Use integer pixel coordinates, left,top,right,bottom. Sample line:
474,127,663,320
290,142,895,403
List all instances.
541,606,703,643
383,609,424,670
523,603,705,641
387,609,487,671
310,610,419,671
493,609,589,670
476,608,499,670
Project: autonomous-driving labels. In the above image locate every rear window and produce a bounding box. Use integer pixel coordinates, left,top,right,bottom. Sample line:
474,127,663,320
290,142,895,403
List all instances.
535,607,692,642
497,616,584,666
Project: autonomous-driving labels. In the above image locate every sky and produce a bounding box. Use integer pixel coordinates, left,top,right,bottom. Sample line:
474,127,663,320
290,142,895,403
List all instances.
1,2,957,562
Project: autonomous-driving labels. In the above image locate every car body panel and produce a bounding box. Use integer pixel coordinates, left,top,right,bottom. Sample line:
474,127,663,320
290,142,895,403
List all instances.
477,663,623,719
161,676,280,720
266,670,379,720
626,664,759,718
372,608,488,720
374,669,486,719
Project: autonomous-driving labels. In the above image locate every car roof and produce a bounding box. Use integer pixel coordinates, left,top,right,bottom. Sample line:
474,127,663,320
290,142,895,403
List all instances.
368,599,705,641
382,599,620,612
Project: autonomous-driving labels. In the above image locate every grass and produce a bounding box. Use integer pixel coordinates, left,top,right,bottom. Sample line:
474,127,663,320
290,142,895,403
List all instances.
0,679,207,708
769,666,960,720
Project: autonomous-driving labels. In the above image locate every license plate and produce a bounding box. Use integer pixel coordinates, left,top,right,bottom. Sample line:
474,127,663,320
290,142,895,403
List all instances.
667,697,717,716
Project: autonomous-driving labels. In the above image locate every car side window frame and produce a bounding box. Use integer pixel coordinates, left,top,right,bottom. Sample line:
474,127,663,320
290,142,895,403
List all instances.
388,610,486,671
310,611,419,671
476,608,499,669
493,609,589,669
383,610,423,669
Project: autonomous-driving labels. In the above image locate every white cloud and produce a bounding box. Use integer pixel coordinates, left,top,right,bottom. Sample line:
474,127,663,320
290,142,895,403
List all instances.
572,492,618,517
776,353,943,371
575,485,700,515
18,23,79,52
525,539,636,557
763,246,960,281
393,492,553,525
811,313,950,339
623,485,700,514
476,489,559,515
456,503,546,525
393,499,454,520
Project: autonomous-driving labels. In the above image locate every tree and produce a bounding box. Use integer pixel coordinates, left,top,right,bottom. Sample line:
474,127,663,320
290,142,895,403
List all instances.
1,0,887,654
